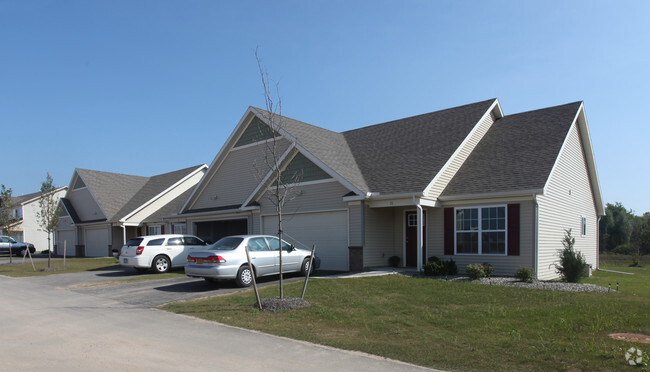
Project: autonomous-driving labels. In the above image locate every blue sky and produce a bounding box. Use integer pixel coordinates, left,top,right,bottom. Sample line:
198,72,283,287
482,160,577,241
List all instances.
2,1,649,213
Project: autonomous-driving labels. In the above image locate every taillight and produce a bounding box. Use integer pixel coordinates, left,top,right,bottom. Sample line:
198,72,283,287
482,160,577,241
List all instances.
136,246,144,255
187,255,196,263
204,255,226,263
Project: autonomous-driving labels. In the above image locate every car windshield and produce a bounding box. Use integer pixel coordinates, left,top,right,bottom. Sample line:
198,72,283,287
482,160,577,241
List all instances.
125,238,144,247
208,237,244,251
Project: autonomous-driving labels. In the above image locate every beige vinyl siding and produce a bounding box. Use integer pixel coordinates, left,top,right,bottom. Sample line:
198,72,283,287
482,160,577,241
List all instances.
427,112,496,199
69,188,104,221
363,206,397,267
426,202,535,276
192,138,291,210
258,180,350,215
537,123,598,280
348,201,363,247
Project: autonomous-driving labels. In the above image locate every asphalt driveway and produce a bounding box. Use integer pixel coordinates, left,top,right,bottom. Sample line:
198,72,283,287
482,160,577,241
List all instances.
0,268,438,372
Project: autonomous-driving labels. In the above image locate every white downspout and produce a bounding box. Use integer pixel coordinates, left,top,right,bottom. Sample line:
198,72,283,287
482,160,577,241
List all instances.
413,196,423,272
533,194,539,279
122,225,126,247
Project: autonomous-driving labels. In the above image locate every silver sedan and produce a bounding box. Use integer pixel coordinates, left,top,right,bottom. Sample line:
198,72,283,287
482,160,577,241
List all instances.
185,235,319,287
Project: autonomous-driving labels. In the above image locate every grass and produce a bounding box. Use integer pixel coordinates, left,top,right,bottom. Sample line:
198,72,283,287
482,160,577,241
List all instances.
0,257,185,281
162,258,650,371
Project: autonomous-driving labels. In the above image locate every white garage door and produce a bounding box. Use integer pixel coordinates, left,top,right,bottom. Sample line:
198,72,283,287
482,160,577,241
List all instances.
85,228,109,257
263,211,348,271
57,230,75,256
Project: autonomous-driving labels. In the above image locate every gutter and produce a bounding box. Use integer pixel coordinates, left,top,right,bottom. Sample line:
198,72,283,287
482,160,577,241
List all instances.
533,193,539,280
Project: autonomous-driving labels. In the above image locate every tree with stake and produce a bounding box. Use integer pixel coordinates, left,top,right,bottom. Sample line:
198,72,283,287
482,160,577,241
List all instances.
254,49,303,300
0,185,16,263
36,173,60,269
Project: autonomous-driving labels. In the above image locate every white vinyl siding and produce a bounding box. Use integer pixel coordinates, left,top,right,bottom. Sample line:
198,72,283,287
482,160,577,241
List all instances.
363,206,397,267
537,123,598,280
191,138,291,210
427,111,496,199
68,187,104,221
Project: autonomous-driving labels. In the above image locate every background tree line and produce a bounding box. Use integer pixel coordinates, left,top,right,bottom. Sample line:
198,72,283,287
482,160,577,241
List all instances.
599,202,650,258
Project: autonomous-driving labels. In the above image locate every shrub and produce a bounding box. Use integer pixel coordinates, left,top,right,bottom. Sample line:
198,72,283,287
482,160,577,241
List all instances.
466,264,485,280
553,229,589,283
514,266,534,283
612,244,634,255
388,255,400,268
423,257,457,276
482,262,494,278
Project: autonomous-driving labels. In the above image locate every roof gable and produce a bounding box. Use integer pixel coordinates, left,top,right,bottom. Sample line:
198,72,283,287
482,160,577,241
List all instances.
440,102,583,198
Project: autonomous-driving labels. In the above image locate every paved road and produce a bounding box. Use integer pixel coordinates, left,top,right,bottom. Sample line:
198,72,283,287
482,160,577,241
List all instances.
0,269,438,371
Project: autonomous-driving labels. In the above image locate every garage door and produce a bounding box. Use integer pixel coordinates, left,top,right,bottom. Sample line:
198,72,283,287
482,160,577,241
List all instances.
263,211,348,271
56,230,75,256
85,228,109,257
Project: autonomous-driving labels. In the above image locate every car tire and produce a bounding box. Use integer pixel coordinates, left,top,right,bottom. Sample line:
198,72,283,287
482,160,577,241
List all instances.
235,265,253,287
18,249,26,257
152,255,171,273
301,257,313,276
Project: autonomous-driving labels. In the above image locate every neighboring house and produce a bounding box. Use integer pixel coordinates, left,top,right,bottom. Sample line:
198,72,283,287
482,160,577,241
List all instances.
177,98,604,279
0,187,68,251
56,165,207,257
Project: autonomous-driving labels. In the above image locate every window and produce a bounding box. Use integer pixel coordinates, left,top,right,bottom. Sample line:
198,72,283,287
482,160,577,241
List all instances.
581,216,587,237
148,226,161,235
172,223,187,234
166,237,183,246
265,237,291,252
455,206,506,255
183,237,204,246
248,237,270,252
147,238,165,246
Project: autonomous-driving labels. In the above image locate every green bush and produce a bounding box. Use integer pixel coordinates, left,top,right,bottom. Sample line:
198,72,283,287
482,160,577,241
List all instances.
553,229,589,283
388,255,400,268
423,257,457,276
482,262,494,278
466,264,485,280
514,266,534,283
612,244,634,255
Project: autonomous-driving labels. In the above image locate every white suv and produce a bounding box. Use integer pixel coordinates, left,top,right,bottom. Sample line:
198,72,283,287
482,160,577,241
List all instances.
119,234,208,273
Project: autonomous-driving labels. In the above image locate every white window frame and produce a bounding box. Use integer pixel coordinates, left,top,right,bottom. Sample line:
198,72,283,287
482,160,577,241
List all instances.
581,216,587,237
454,205,508,256
172,223,187,234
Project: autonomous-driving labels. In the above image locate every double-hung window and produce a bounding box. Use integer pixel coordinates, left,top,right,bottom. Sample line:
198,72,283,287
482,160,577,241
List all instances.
455,206,507,255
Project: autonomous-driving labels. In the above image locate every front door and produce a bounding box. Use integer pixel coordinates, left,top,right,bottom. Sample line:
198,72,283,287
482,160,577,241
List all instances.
405,211,426,267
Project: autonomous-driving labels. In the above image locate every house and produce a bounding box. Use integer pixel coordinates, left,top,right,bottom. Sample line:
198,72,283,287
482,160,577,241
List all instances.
1,186,68,251
56,165,207,257
176,98,604,279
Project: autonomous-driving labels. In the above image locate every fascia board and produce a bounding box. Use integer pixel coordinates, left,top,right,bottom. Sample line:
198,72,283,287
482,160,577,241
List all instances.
423,99,501,196
180,107,258,213
438,189,543,202
121,165,207,223
21,186,68,205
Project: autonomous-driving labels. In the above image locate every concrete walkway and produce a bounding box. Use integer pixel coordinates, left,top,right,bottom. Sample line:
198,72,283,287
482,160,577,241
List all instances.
0,272,438,372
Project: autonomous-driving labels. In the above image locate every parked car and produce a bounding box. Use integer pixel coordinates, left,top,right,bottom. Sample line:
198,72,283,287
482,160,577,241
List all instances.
185,235,320,287
0,236,36,256
119,234,208,273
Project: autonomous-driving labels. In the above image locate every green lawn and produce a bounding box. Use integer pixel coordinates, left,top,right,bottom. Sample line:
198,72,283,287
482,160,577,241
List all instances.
162,257,650,371
0,257,184,281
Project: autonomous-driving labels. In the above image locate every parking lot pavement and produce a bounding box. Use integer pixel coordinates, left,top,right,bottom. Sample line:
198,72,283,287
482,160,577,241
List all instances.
0,270,438,372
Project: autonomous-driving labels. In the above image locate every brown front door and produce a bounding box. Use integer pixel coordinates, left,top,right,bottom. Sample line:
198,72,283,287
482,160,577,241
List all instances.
405,211,426,267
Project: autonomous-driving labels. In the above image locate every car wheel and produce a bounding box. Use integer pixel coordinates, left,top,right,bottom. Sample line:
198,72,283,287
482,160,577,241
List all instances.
134,267,149,273
301,257,313,276
18,249,26,257
152,255,171,273
235,265,253,287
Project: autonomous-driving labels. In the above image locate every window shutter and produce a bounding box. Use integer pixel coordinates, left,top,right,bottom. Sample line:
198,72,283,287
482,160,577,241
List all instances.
444,208,454,255
161,225,165,235
507,204,520,256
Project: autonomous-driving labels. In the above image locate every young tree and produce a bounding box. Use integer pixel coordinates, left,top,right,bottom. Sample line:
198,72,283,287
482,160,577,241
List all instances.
36,173,60,268
0,185,16,263
254,49,302,299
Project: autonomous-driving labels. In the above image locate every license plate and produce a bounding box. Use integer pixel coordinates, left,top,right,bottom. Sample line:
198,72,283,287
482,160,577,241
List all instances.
122,258,128,264
197,258,204,264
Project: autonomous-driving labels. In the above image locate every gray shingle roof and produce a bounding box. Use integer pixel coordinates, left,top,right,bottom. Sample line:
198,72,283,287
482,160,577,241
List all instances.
441,102,582,197
76,165,203,222
254,99,496,195
343,99,497,194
